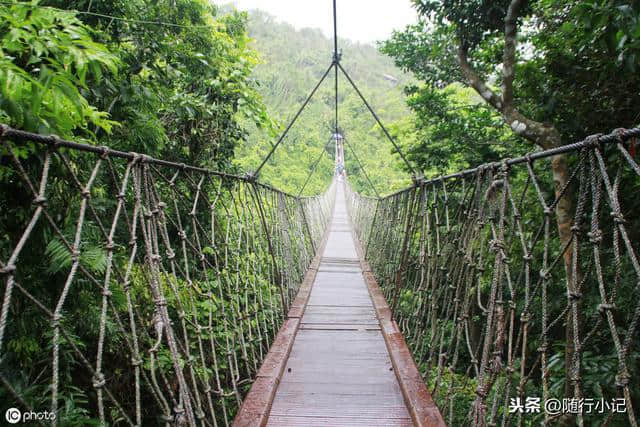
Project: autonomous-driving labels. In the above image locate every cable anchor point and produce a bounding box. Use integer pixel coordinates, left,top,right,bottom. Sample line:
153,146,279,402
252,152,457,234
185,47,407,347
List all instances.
333,49,342,65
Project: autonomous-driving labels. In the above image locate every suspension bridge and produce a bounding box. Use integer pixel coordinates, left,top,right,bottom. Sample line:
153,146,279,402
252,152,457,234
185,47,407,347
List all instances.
1,1,640,426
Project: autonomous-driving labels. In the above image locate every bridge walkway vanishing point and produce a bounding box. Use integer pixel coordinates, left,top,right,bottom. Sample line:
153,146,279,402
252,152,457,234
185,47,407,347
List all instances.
235,182,445,426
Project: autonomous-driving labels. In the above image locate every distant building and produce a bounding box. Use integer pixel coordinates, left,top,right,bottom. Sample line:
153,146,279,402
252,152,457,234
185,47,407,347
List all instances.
382,74,399,85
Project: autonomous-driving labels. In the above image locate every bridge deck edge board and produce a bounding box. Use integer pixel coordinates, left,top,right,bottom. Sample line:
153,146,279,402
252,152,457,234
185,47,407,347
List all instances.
232,229,331,427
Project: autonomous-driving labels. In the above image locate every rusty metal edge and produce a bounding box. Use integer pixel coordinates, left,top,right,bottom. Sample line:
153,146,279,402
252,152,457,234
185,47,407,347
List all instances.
232,228,331,427
347,214,447,427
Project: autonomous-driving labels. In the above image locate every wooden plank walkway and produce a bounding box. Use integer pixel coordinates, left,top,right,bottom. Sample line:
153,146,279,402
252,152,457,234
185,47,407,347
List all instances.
265,183,412,426
234,182,444,427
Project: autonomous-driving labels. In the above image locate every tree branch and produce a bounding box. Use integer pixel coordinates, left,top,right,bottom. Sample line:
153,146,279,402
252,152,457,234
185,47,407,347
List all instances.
456,1,560,149
502,0,527,109
457,45,503,112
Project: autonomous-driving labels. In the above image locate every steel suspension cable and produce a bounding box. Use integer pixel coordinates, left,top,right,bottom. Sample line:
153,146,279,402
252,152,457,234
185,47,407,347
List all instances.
254,63,334,177
297,137,334,197
344,137,381,198
337,62,417,177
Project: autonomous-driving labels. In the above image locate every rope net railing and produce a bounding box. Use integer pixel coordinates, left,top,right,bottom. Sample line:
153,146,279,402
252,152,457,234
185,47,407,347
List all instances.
0,125,335,426
345,128,640,426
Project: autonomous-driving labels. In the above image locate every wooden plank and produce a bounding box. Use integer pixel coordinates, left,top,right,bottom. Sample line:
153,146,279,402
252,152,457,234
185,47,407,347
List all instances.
351,203,447,427
267,415,412,427
265,185,414,426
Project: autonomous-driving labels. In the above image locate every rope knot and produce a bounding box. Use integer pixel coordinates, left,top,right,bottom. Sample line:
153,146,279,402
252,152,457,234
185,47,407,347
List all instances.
539,269,550,280
598,303,614,314
0,264,16,275
129,152,142,164
49,134,62,148
32,196,47,207
157,202,167,210
568,291,582,301
166,250,176,260
49,314,62,331
489,239,505,251
99,146,110,159
499,160,511,173
587,229,603,244
102,288,112,297
92,373,106,389
178,231,186,240
584,134,603,149
616,372,630,387
614,128,628,143
543,207,553,216
611,211,626,224
154,297,167,307
131,357,142,367
520,313,530,323
522,254,532,262
412,174,425,186
105,240,115,250
475,386,488,398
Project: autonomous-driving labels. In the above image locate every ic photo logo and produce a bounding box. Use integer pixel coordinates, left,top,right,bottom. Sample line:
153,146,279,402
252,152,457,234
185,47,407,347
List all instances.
5,407,56,424
5,408,21,424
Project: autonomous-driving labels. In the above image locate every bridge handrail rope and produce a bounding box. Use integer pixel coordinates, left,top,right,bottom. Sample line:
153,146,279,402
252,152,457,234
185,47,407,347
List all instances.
0,123,336,426
344,127,640,426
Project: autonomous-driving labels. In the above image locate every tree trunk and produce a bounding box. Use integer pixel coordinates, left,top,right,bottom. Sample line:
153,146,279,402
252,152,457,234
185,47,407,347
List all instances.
550,152,578,399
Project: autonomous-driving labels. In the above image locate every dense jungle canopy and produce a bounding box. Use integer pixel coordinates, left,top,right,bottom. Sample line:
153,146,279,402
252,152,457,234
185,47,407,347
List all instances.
1,0,639,425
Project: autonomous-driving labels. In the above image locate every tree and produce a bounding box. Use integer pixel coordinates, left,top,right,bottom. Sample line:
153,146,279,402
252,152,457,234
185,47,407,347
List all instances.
382,2,640,413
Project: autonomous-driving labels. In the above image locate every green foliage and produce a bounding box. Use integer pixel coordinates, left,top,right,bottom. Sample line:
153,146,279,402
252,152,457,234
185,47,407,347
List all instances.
0,1,117,138
0,2,277,423
392,83,526,175
412,0,519,48
232,8,415,196
31,0,270,171
516,0,640,142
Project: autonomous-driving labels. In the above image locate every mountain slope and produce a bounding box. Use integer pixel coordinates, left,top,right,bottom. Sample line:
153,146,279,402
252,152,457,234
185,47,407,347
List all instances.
233,8,415,196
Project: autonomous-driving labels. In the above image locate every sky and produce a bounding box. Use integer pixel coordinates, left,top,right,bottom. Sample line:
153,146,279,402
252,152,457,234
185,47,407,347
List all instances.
228,0,418,44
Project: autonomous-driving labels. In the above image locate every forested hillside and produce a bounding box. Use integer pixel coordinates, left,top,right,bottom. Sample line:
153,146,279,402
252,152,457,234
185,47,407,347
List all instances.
232,8,415,196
